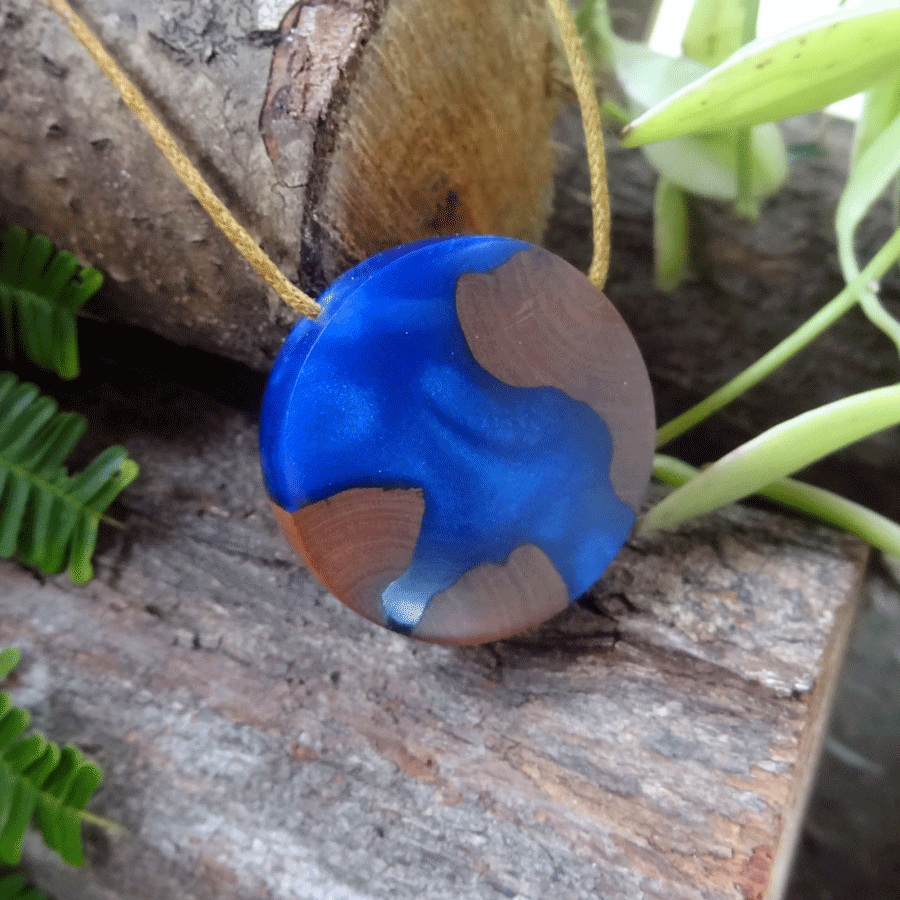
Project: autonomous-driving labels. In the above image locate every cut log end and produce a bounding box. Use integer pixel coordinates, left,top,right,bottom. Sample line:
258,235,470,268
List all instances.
260,0,558,292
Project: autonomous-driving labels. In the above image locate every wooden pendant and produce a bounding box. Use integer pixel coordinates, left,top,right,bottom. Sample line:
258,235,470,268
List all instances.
260,237,655,644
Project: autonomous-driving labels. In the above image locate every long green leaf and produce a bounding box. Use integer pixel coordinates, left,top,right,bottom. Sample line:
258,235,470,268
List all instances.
580,1,786,203
852,74,900,168
643,384,900,532
838,114,900,267
652,454,900,556
622,1,900,146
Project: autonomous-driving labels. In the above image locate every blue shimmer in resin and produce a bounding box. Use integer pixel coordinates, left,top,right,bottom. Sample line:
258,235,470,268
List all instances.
260,236,635,633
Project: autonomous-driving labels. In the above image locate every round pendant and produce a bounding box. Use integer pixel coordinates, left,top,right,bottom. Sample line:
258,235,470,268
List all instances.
259,236,655,644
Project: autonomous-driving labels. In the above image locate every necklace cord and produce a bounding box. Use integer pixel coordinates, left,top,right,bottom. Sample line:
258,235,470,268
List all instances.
46,0,608,308
544,0,611,288
45,0,322,318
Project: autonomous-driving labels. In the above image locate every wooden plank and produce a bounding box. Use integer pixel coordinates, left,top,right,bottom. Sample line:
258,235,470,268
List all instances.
0,377,867,900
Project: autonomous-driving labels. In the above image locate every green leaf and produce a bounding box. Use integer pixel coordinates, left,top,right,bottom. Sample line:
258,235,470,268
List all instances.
622,1,900,147
683,0,751,67
653,454,900,557
643,383,900,532
583,7,787,204
642,123,786,201
0,653,17,683
0,372,138,583
0,711,29,756
852,74,900,169
0,227,103,380
603,31,711,115
838,114,900,259
0,690,102,867
0,779,37,866
0,871,49,900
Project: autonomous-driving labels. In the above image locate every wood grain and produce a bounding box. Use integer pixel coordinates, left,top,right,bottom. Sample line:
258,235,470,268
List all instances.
457,247,655,514
272,487,424,626
1,0,555,363
0,377,868,900
416,543,570,645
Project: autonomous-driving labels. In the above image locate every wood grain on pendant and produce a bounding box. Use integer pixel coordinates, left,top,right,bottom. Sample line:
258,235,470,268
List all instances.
416,544,569,645
271,487,424,626
274,490,570,644
456,248,656,513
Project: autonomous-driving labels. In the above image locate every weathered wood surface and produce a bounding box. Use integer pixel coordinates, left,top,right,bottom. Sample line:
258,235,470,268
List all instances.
0,374,867,900
786,562,900,899
0,0,555,361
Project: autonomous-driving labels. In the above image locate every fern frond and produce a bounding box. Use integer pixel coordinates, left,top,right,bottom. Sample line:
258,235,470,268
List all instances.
0,226,103,379
0,649,103,869
0,372,139,583
0,654,16,683
0,871,49,900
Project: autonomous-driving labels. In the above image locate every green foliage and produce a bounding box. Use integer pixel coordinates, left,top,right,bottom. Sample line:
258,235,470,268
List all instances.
577,0,787,211
0,872,48,900
1,649,102,869
577,0,900,549
645,384,900,534
682,0,750,67
620,1,900,145
0,372,138,584
0,227,126,891
0,226,102,380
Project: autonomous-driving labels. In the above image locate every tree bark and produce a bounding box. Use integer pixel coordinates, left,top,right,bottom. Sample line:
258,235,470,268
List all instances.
0,370,868,900
0,0,555,364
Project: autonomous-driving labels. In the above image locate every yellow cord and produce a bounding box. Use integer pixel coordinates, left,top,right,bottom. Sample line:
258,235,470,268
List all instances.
45,0,321,319
48,0,607,303
544,0,611,288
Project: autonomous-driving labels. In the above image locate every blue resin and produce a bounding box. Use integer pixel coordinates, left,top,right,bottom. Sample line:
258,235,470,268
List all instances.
260,236,635,633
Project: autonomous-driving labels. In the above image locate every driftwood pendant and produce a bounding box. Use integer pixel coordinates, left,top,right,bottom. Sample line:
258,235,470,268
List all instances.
260,237,655,644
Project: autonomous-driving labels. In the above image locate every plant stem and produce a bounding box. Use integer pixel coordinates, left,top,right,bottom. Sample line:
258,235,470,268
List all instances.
734,128,758,219
858,285,900,354
657,223,900,447
80,808,124,833
651,454,900,556
733,0,761,218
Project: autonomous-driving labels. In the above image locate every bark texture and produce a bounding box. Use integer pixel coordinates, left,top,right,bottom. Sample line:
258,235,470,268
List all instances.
0,372,867,900
0,0,555,363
